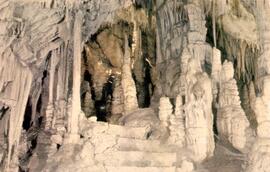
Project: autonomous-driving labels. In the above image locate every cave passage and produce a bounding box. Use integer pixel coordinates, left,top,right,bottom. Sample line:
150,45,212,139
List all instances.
95,76,114,122
22,99,32,131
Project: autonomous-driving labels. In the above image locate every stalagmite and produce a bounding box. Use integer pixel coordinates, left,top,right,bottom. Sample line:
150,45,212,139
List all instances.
168,95,185,147
81,90,95,118
158,97,172,128
217,60,251,152
184,58,214,162
121,35,138,114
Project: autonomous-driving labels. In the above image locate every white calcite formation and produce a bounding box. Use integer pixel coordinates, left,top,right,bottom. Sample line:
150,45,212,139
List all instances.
156,1,215,163
245,2,270,170
184,58,215,162
246,76,270,172
158,97,172,128
217,60,251,152
158,59,215,163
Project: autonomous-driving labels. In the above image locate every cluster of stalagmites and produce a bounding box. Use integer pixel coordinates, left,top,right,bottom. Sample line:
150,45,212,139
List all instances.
211,48,252,152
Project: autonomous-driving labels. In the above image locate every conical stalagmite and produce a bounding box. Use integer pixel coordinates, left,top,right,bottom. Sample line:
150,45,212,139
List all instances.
217,60,251,152
121,35,139,114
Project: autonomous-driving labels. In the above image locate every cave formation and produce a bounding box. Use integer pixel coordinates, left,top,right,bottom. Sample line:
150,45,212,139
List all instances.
1,0,270,172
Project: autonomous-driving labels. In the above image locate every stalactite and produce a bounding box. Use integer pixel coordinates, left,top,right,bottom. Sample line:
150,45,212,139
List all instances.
216,2,260,84
0,48,33,170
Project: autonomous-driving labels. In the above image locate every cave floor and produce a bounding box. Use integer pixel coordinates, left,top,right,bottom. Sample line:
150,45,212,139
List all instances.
200,140,246,172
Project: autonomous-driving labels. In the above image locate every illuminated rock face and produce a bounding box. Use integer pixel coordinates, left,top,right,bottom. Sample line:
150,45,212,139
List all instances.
1,0,270,172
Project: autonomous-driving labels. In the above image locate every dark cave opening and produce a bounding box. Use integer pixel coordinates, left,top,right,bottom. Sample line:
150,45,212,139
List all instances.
95,76,114,122
81,70,115,122
22,99,32,131
19,69,48,171
36,95,43,127
132,30,156,108
81,18,156,122
0,105,9,120
83,70,96,100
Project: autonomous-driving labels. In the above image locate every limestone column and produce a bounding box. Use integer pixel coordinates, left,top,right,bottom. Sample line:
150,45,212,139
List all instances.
51,46,67,145
66,11,83,143
45,50,58,131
